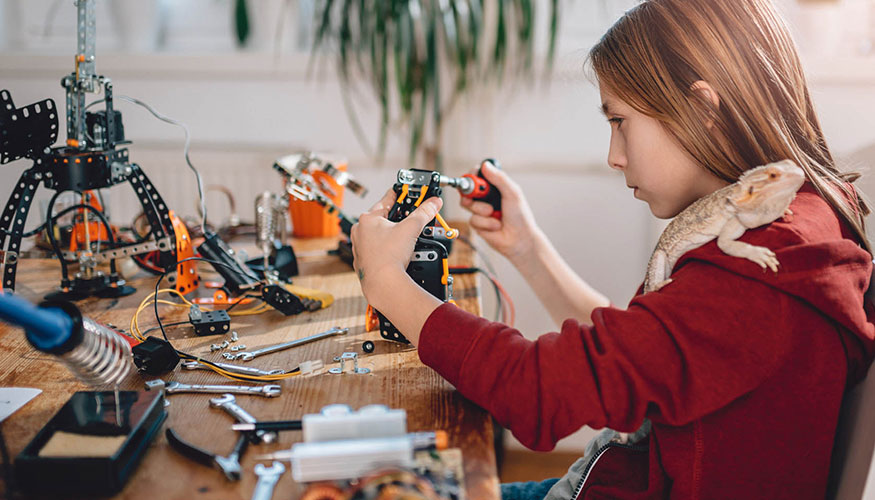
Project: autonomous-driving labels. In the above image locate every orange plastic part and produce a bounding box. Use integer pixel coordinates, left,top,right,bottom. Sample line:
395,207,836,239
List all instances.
434,430,449,450
288,161,348,237
169,211,199,295
365,304,379,332
190,288,256,307
68,191,111,251
299,484,344,500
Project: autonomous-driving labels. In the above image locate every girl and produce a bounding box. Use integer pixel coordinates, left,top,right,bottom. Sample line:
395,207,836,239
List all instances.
350,0,875,498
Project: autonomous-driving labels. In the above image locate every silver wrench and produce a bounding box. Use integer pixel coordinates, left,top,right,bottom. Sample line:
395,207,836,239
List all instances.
234,326,348,361
252,461,285,500
210,394,278,444
145,379,281,397
181,360,286,377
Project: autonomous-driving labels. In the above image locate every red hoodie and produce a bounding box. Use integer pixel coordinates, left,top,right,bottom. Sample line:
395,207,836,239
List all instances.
418,185,875,499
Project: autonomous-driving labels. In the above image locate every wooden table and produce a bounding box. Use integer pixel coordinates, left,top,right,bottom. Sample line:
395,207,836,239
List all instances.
0,234,498,499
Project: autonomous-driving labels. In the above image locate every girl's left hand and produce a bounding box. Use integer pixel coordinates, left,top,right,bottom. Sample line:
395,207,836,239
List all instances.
350,189,443,310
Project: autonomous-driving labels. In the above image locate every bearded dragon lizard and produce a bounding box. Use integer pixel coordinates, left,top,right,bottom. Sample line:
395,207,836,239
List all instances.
607,160,806,447
643,159,806,293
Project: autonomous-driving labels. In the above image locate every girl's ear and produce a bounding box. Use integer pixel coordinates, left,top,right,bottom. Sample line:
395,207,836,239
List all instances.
691,80,720,129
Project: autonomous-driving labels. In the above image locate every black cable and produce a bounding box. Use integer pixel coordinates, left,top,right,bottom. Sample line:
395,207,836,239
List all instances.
224,293,263,313
450,266,502,322
44,191,69,283
43,194,120,277
146,257,311,382
24,203,114,239
138,320,188,337
153,256,261,342
457,234,499,277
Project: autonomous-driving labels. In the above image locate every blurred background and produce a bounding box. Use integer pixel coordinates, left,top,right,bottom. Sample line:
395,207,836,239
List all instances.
1,0,874,481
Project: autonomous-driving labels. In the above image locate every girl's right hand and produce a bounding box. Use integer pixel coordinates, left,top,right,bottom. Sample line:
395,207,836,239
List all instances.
460,161,542,264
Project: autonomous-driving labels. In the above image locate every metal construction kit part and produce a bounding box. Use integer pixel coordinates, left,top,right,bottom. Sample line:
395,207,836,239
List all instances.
144,379,281,397
329,352,369,375
233,326,347,361
251,461,285,500
210,394,278,444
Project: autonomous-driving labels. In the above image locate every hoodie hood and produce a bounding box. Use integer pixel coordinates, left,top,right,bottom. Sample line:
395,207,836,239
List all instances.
672,183,875,384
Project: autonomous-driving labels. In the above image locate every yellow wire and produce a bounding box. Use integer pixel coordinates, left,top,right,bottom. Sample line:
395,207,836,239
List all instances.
130,289,194,341
129,289,316,381
182,356,303,381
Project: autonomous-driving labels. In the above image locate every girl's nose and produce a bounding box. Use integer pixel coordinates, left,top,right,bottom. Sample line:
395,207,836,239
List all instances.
607,133,626,171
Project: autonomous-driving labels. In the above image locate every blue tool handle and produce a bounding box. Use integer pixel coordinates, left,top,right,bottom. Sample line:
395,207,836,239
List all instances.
0,292,74,351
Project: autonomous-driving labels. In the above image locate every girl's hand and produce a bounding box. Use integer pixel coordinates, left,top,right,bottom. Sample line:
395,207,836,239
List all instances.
350,189,443,310
460,161,542,264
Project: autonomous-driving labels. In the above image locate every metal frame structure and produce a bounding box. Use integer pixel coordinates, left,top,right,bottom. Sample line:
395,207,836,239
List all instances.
0,0,177,299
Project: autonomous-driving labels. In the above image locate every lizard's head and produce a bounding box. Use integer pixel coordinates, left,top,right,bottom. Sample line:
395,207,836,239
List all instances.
726,160,806,225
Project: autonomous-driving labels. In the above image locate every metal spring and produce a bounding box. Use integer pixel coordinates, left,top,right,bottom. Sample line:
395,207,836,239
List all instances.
58,318,132,386
255,192,288,254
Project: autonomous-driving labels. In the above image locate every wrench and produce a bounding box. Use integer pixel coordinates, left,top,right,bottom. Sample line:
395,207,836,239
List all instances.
181,360,286,377
234,326,348,361
145,379,281,397
210,394,278,444
251,461,285,500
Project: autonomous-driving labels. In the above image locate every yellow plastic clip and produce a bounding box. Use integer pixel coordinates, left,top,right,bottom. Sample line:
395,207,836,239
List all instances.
434,213,458,239
396,184,409,204
414,186,429,207
441,258,449,285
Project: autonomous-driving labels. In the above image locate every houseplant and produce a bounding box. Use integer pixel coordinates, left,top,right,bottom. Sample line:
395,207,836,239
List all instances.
310,0,561,169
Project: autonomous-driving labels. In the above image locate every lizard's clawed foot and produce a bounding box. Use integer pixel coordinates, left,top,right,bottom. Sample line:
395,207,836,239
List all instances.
745,246,780,273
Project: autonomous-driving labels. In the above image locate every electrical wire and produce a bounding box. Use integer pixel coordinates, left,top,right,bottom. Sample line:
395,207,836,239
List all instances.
455,234,501,321
174,350,301,382
450,266,514,326
134,257,317,382
22,202,110,238
117,95,206,234
85,95,207,234
44,192,120,282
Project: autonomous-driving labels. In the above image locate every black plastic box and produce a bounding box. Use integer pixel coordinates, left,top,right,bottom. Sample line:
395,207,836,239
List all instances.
14,389,166,496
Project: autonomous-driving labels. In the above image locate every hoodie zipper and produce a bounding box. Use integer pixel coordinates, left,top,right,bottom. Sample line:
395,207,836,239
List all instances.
571,442,649,500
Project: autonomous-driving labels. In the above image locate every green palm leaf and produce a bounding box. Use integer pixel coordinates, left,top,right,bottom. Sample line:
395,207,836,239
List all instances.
310,0,562,168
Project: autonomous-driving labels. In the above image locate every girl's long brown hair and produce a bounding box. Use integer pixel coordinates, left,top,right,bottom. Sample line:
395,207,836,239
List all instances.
588,0,871,252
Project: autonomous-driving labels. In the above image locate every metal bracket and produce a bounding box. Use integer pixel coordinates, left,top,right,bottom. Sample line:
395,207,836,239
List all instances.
60,236,171,263
329,352,369,374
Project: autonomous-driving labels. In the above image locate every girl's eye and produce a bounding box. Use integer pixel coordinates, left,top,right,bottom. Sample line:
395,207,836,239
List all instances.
608,117,624,128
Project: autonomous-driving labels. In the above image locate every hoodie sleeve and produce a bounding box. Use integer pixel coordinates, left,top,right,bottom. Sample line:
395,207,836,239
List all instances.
418,260,795,451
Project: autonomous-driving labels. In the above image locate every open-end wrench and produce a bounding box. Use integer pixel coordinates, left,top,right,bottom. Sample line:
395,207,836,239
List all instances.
145,379,281,398
234,326,348,361
210,394,278,444
166,427,249,481
251,461,285,500
181,360,286,377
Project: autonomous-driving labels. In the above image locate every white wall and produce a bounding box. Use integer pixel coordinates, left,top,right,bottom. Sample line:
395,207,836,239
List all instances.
2,0,875,453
